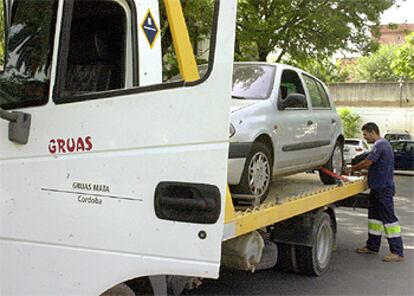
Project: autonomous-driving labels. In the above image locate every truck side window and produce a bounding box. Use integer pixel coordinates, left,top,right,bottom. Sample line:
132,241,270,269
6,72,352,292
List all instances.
279,69,307,109
0,0,58,109
59,0,127,97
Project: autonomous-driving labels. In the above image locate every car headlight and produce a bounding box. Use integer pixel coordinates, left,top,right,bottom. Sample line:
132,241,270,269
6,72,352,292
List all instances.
229,123,236,138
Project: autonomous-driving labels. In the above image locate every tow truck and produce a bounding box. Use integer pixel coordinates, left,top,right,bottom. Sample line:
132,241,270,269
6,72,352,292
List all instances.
0,0,367,295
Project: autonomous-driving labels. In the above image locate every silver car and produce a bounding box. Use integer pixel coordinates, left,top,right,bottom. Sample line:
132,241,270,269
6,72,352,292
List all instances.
228,62,344,202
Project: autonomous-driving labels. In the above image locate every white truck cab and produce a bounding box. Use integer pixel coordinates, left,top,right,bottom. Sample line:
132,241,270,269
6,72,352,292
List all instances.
0,1,369,295
0,0,237,294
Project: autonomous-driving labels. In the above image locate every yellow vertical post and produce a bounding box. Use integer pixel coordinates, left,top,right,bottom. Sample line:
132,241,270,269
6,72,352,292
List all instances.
163,0,200,82
224,186,236,223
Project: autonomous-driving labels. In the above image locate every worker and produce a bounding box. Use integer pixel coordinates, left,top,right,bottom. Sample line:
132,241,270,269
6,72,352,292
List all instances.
345,122,404,262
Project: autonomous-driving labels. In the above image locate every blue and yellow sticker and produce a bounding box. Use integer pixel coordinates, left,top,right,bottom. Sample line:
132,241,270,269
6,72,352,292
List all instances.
140,9,160,49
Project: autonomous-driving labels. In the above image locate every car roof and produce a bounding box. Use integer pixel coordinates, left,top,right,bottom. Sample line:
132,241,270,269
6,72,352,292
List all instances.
390,140,414,143
385,130,410,135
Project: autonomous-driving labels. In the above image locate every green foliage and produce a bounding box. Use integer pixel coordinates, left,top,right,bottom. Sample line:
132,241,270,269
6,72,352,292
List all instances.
236,0,394,63
159,0,214,80
391,32,414,80
337,107,362,138
289,58,350,83
350,44,400,82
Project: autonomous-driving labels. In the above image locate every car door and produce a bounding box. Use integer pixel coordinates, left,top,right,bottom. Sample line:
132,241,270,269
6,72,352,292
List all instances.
0,0,236,294
302,74,337,162
273,68,315,170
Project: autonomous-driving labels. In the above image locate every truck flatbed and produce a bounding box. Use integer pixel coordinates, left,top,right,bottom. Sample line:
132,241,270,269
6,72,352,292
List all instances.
224,173,367,241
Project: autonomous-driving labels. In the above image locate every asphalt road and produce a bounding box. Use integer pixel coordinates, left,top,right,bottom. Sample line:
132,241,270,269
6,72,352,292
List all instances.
186,175,414,296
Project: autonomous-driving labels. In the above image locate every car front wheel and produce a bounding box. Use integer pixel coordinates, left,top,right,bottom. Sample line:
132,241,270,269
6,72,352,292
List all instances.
235,141,273,203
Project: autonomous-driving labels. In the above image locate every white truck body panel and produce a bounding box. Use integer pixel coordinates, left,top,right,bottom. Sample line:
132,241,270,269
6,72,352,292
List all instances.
0,0,238,294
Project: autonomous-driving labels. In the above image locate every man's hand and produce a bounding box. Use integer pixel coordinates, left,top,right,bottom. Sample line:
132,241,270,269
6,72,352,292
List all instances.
343,166,351,175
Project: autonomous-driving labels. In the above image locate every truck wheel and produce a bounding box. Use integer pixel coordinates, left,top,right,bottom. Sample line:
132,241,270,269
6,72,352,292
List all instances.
235,141,273,203
295,213,334,276
275,243,298,273
319,142,343,185
100,283,136,296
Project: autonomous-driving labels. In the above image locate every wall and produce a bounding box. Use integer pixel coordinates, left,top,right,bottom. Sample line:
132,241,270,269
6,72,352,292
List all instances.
329,82,414,107
330,82,414,135
342,107,414,135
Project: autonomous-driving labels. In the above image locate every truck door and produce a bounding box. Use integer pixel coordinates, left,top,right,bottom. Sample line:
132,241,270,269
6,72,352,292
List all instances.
0,0,237,295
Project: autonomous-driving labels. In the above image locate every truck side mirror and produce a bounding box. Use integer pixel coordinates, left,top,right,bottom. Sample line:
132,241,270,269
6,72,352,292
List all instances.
0,108,31,144
278,93,306,110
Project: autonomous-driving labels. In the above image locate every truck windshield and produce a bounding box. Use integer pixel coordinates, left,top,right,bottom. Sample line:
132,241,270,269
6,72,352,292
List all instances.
0,0,57,109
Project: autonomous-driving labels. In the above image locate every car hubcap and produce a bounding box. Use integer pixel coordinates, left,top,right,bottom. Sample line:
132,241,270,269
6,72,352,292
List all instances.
331,146,343,175
248,152,271,197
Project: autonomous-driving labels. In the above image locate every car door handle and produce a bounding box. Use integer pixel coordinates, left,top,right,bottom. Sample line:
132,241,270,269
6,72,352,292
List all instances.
307,120,313,125
331,119,336,124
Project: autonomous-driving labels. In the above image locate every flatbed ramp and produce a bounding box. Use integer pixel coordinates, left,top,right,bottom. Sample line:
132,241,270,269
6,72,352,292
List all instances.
224,173,367,241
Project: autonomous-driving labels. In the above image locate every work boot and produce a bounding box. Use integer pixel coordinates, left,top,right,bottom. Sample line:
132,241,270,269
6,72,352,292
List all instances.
355,245,377,254
382,253,404,262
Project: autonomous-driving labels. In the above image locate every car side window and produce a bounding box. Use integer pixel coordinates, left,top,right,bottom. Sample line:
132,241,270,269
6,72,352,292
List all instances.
303,75,330,108
405,142,414,152
279,69,307,109
392,142,405,152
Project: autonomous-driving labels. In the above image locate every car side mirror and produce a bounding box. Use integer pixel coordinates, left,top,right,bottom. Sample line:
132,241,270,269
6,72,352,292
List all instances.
278,93,306,110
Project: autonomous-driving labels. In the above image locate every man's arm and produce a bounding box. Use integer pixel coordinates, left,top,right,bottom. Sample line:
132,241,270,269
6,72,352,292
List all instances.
352,158,373,172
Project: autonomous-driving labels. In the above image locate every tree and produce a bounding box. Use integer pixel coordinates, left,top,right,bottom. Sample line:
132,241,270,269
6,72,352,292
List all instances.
350,44,400,82
290,58,350,83
337,107,362,138
392,32,414,80
159,0,214,80
236,0,394,63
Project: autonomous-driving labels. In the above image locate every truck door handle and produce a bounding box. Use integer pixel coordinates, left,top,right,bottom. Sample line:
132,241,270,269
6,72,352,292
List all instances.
158,196,216,211
307,120,313,125
154,182,221,224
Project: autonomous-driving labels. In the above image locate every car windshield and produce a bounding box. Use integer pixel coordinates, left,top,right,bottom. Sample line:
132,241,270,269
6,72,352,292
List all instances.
386,134,411,141
232,64,275,100
0,0,57,109
345,140,360,146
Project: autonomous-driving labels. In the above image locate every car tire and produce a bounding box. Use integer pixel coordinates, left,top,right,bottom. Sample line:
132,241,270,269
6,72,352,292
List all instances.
319,141,343,185
234,141,273,203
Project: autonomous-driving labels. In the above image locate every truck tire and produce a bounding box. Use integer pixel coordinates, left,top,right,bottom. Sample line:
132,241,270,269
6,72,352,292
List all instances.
235,141,273,204
319,141,343,185
295,213,334,276
275,243,298,273
100,283,136,296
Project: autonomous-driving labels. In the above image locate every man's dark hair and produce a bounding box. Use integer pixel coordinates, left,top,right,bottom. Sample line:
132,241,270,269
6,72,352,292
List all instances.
361,122,380,135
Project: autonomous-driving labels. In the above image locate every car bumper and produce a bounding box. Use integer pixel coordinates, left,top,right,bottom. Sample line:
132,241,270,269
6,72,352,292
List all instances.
227,142,252,185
